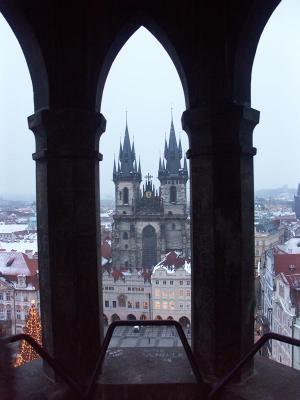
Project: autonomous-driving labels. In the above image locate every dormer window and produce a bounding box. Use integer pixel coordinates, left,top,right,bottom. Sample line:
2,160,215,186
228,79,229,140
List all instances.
17,275,26,288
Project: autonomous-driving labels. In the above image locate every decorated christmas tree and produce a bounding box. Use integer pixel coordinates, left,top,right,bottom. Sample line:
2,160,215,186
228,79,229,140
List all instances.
14,301,42,367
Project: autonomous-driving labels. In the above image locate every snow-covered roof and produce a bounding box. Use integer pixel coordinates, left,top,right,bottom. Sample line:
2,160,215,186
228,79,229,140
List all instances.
0,224,28,234
0,238,38,253
277,238,300,254
0,251,38,277
152,251,191,275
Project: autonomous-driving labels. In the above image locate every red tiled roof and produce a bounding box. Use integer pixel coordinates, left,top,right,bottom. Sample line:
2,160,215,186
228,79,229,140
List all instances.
111,269,124,281
157,251,190,269
0,251,38,277
101,240,112,260
274,253,300,275
23,253,38,275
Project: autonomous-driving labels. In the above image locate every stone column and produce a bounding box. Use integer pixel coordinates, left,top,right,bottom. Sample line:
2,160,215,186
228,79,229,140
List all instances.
28,109,106,383
182,103,259,381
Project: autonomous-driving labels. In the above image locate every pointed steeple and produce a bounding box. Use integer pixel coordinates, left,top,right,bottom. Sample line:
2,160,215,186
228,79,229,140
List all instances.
119,120,135,174
165,118,181,173
131,142,136,161
178,137,182,159
114,118,141,183
164,137,168,159
158,115,188,184
138,157,141,174
113,156,117,182
158,157,162,172
118,141,123,160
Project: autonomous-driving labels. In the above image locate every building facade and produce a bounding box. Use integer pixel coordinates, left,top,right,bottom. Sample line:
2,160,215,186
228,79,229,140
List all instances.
102,268,151,323
260,240,300,368
111,119,190,271
272,273,296,368
255,223,285,276
151,251,191,328
0,250,40,336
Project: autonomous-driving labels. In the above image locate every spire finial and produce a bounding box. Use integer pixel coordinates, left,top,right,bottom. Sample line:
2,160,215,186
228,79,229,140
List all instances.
171,105,173,120
125,107,128,126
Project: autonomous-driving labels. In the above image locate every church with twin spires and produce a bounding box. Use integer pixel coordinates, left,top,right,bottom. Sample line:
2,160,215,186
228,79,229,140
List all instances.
112,118,190,270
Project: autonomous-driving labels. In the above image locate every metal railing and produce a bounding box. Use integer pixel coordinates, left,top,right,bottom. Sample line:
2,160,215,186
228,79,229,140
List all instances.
208,332,300,398
85,320,209,398
3,327,300,399
2,333,84,397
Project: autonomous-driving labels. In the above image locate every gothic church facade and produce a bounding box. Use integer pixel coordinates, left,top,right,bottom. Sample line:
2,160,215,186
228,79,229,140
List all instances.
112,119,190,270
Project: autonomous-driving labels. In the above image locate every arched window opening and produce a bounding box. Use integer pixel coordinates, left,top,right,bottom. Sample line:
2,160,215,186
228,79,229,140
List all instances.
170,186,177,203
111,314,120,323
142,225,157,268
252,1,300,369
0,14,39,337
179,316,190,332
123,187,129,204
127,314,136,321
100,26,191,341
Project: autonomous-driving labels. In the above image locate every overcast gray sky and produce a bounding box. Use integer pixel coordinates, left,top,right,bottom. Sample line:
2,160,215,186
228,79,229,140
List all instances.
0,0,299,201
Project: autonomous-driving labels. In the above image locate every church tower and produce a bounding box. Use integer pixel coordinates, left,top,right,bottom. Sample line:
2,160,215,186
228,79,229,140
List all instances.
158,117,189,216
113,120,141,216
112,121,142,269
158,117,190,257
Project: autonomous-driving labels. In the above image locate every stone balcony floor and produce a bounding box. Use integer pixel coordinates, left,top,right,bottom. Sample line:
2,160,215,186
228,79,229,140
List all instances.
4,354,300,400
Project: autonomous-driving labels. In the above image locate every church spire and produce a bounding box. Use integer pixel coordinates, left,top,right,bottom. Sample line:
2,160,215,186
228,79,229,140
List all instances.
166,118,181,173
164,137,168,159
131,141,136,161
158,156,162,172
113,118,141,183
178,137,182,159
158,115,188,183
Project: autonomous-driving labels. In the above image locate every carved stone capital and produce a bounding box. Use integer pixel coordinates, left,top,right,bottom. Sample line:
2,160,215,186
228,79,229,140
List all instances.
28,108,106,161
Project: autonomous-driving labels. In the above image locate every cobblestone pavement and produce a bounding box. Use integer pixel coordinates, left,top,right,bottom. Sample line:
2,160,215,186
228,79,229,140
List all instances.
108,325,191,348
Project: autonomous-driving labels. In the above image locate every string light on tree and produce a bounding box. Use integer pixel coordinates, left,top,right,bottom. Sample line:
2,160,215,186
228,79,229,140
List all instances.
14,300,42,367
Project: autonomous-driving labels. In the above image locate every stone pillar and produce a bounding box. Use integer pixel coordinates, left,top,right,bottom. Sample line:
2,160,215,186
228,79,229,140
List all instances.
28,109,106,383
182,103,259,381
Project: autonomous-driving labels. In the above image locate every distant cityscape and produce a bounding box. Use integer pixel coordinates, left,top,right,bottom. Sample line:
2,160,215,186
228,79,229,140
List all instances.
1,172,300,367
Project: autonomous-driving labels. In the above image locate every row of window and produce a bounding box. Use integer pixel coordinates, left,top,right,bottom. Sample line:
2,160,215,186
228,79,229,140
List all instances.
104,300,149,310
154,289,191,298
103,286,146,292
0,292,12,301
0,292,30,302
154,301,190,310
0,307,29,321
154,280,190,286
